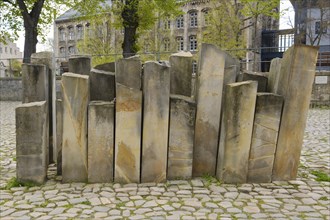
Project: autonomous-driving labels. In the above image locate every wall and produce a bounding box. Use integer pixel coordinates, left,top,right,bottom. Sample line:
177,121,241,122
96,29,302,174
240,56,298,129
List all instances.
0,78,22,101
311,71,330,105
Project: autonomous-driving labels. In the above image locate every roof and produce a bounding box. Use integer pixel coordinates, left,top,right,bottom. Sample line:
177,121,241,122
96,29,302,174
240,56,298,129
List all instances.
55,0,112,22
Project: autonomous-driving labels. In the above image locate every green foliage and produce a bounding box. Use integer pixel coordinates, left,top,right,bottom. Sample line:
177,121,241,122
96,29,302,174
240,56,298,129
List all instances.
80,201,91,205
202,173,221,187
2,177,38,190
311,170,330,182
240,0,280,19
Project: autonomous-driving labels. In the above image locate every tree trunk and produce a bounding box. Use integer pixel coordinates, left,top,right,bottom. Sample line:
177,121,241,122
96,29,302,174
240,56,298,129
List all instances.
121,0,139,58
23,23,38,63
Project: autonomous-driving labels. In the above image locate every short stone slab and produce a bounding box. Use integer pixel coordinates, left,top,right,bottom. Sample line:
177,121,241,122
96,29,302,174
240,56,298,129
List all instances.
239,71,268,92
141,61,170,183
272,45,319,181
168,95,196,180
61,73,89,183
68,56,91,75
169,51,193,97
88,101,114,183
94,62,116,72
16,101,48,184
247,93,283,183
193,43,226,177
90,68,115,101
267,58,282,93
217,81,257,184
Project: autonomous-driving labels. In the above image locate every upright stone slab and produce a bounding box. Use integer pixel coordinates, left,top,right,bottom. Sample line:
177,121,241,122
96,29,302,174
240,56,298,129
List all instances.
56,99,63,175
217,81,257,184
193,43,226,177
169,51,193,96
168,95,196,180
94,62,116,72
142,61,170,183
90,68,116,101
16,101,48,184
115,57,142,183
61,73,89,183
239,71,268,92
267,58,282,93
88,101,114,183
247,93,283,183
68,56,91,75
273,45,318,181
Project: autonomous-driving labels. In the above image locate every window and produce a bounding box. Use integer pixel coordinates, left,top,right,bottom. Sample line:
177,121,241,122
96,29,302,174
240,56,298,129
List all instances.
144,43,151,53
59,28,65,41
0,47,2,53
177,37,184,51
189,35,197,51
68,26,74,40
203,10,209,26
164,38,170,52
315,21,327,34
164,19,171,30
192,60,197,75
189,11,198,27
77,25,83,39
10,48,12,54
68,46,75,55
176,15,184,29
59,47,65,57
5,47,7,53
15,50,17,55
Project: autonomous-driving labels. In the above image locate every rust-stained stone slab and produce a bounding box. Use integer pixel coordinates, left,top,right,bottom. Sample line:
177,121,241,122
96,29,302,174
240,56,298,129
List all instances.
217,81,257,184
168,95,196,180
141,61,170,183
272,45,319,181
61,73,89,183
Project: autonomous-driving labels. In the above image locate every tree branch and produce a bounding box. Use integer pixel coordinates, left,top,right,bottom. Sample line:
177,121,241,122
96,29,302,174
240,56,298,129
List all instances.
16,0,31,26
31,0,45,22
2,0,15,6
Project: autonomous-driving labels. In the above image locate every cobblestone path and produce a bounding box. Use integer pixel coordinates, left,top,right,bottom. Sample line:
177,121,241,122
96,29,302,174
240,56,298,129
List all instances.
0,101,329,219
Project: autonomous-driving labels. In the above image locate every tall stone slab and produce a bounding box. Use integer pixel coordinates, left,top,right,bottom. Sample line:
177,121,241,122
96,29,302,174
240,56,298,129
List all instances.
273,45,319,181
115,57,142,183
168,95,196,180
247,93,283,183
68,56,91,75
239,71,268,92
56,99,63,175
16,101,48,184
61,73,89,183
267,58,282,93
217,81,257,184
90,68,115,101
142,61,170,183
169,51,193,96
88,101,114,183
193,43,226,177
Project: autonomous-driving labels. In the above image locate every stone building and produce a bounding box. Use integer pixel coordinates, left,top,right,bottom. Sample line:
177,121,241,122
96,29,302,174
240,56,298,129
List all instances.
54,0,279,71
0,41,23,77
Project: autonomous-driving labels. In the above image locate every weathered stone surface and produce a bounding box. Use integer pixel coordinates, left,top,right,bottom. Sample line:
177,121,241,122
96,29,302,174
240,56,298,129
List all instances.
267,58,282,93
88,101,114,183
115,84,142,183
193,43,226,177
169,51,193,96
56,99,63,175
141,61,170,183
94,62,116,73
239,71,268,92
68,56,91,75
168,95,196,180
90,69,115,101
115,57,142,183
273,45,319,181
61,73,89,183
247,93,283,183
16,101,48,184
217,81,257,184
116,56,141,90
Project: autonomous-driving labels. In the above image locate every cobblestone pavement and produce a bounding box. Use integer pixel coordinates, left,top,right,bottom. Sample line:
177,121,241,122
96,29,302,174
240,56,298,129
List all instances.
0,101,329,220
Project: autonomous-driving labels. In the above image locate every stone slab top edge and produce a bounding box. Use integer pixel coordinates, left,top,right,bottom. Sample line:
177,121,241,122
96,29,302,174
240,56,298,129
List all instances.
170,51,193,58
68,55,91,59
227,80,258,87
89,100,115,106
22,63,47,68
257,92,283,98
116,82,142,91
62,72,89,79
144,60,170,67
170,94,196,104
16,101,46,108
91,68,115,76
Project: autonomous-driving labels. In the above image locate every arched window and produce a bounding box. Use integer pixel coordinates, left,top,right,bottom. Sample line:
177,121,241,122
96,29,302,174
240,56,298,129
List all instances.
164,19,171,30
59,47,66,57
59,27,65,41
189,36,197,51
176,15,184,29
202,9,210,26
177,37,184,51
163,38,170,52
189,11,198,27
77,25,83,39
68,46,75,55
68,26,75,40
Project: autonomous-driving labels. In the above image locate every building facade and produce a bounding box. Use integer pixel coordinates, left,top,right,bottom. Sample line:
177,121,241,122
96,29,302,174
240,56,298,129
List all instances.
0,41,23,77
